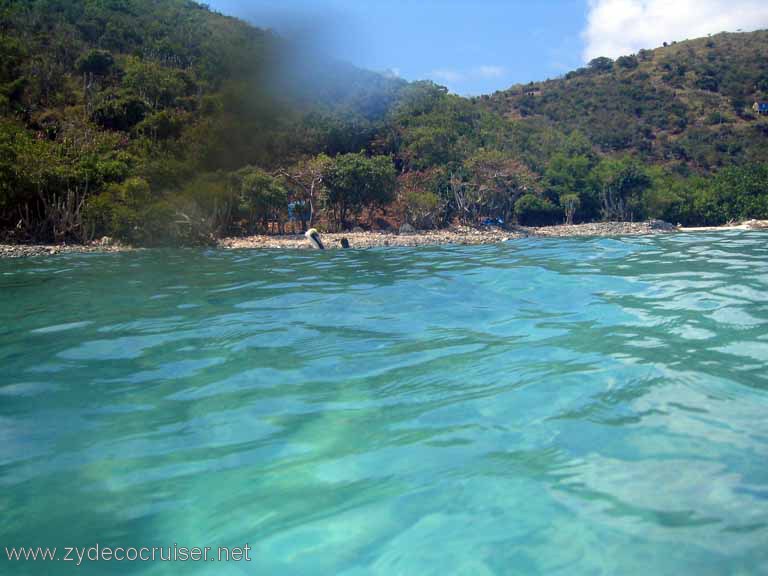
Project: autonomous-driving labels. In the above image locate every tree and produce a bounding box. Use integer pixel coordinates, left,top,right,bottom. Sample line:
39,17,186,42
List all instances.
174,173,239,238
638,49,653,62
0,36,26,111
84,177,151,243
391,83,488,171
593,158,652,221
322,152,396,229
707,164,768,223
76,49,115,76
616,55,639,70
589,57,614,73
459,150,535,225
544,153,600,222
278,154,332,230
398,168,448,229
515,194,561,226
92,90,148,131
399,125,460,171
542,131,600,222
0,120,35,231
230,167,288,233
561,194,581,225
123,57,189,110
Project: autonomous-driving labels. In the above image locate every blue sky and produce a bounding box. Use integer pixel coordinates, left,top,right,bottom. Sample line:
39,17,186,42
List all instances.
206,0,768,96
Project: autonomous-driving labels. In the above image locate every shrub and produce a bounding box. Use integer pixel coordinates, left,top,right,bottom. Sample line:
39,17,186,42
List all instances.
594,159,652,221
322,153,396,229
696,74,720,92
403,189,439,229
134,110,187,141
709,164,768,222
76,50,115,76
123,57,189,110
515,194,562,226
560,194,581,225
705,111,731,126
176,173,238,236
616,55,639,70
84,176,222,246
230,167,288,233
142,199,220,247
92,92,148,131
83,177,151,243
397,168,451,228
638,49,653,62
588,57,614,73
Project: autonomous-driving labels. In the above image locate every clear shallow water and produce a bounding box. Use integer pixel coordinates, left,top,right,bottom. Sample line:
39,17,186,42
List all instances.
1,232,768,575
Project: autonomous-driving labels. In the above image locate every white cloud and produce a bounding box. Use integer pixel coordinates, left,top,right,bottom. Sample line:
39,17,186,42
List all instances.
583,0,768,61
429,68,465,83
476,65,507,79
427,65,507,86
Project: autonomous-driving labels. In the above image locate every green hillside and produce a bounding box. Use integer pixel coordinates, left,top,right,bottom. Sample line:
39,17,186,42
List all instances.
0,0,406,244
480,31,768,169
0,1,766,245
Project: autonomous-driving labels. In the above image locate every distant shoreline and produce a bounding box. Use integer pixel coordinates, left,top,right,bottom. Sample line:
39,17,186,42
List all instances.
219,221,673,251
219,220,767,249
2,221,766,259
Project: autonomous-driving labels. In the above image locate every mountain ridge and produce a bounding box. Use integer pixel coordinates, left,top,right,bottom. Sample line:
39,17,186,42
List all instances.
479,30,768,170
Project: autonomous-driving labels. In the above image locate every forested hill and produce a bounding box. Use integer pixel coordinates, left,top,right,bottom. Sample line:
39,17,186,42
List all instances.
0,0,406,169
1,1,767,246
480,30,768,169
0,0,410,243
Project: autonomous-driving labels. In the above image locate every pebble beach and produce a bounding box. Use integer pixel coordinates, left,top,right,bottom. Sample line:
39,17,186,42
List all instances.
2,220,767,258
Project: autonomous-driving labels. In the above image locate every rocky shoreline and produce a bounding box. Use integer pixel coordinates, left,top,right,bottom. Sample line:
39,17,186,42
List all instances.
2,220,766,258
219,226,524,251
219,221,681,250
0,240,132,259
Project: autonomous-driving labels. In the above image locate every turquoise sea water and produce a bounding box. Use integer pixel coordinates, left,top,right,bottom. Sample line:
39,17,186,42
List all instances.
1,232,768,575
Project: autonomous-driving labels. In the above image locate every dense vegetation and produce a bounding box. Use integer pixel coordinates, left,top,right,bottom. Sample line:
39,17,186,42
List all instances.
478,31,768,226
0,1,766,245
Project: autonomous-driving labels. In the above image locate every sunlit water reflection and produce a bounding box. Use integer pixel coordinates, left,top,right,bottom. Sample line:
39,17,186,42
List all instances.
1,232,767,574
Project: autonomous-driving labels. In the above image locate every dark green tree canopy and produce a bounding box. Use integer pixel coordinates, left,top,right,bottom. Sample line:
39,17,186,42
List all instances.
77,49,115,76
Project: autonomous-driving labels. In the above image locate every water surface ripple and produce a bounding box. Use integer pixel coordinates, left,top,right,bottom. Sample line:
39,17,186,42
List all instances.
1,232,767,574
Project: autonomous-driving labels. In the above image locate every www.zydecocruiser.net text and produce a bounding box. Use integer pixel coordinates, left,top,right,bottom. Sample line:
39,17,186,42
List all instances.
5,544,252,566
